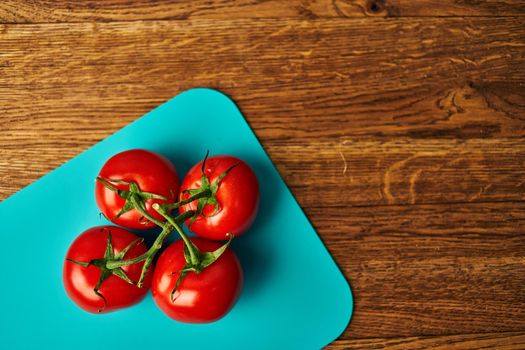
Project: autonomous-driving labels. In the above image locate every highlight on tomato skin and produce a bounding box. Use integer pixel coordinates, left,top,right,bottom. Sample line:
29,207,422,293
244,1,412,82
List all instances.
63,226,152,314
95,149,180,230
152,238,244,323
178,155,260,241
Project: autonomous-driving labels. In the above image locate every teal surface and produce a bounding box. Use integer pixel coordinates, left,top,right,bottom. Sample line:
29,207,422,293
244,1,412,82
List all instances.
0,89,352,349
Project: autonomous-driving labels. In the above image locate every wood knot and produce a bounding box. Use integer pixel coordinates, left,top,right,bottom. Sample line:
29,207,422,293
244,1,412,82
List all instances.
366,0,388,16
369,1,381,12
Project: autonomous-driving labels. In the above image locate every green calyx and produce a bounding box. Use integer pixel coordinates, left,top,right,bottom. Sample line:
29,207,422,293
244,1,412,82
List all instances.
153,203,233,302
183,151,239,227
66,229,144,312
171,235,233,301
96,177,168,227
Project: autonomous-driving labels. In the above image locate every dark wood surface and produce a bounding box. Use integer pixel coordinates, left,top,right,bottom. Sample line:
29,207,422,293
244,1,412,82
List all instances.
1,1,524,349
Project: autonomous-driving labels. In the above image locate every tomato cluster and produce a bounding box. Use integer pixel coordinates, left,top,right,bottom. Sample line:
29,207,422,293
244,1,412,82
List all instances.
63,150,259,323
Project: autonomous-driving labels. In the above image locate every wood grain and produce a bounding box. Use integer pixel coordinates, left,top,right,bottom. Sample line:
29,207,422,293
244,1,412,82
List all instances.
1,0,525,23
269,139,525,207
1,2,524,348
1,18,524,201
311,201,525,337
329,332,525,349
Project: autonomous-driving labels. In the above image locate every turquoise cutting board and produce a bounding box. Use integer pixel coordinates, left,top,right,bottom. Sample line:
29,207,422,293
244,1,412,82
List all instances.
0,89,352,349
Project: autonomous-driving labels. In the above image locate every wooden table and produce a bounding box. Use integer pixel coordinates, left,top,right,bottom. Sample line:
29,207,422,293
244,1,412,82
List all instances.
1,1,524,348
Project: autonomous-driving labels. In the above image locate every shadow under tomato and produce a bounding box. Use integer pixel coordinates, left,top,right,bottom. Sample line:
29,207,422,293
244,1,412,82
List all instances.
230,155,285,299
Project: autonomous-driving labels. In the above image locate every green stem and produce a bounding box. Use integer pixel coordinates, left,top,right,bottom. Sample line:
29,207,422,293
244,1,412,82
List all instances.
153,204,201,266
161,188,212,210
96,177,212,288
105,210,195,270
174,218,200,266
130,195,165,227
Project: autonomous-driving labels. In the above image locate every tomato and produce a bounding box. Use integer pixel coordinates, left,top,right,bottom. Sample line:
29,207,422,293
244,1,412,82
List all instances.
179,156,259,240
152,238,243,323
96,149,179,230
63,226,152,313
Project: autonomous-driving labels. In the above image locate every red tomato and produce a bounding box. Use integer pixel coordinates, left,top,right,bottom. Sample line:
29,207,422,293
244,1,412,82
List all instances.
96,149,179,230
179,156,259,240
63,226,152,313
152,238,243,323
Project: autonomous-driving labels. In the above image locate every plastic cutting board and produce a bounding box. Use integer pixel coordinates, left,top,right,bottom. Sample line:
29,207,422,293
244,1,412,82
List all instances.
0,88,353,349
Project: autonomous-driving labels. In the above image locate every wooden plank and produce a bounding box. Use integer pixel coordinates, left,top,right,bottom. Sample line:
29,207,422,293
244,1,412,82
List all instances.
3,138,524,206
1,0,525,23
329,332,525,349
1,18,524,201
308,201,525,338
267,139,525,207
